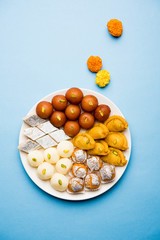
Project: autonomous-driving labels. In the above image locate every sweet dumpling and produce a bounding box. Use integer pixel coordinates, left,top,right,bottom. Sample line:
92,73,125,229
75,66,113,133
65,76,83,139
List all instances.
68,177,84,193
87,140,109,155
100,164,115,182
104,115,128,132
101,147,127,166
105,132,128,150
50,173,68,192
88,123,109,139
72,133,95,150
72,163,87,178
37,162,55,180
71,148,87,163
85,173,101,190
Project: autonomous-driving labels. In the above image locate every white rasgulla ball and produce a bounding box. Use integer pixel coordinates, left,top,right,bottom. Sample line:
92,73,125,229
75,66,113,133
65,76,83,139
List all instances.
44,147,60,164
50,173,68,192
56,158,72,175
37,162,55,180
57,141,74,158
27,150,44,167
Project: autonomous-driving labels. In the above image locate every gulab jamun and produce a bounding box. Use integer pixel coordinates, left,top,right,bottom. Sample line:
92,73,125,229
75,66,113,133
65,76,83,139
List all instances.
65,104,81,120
50,111,66,127
94,104,111,122
64,121,80,137
52,95,68,111
79,113,95,129
65,87,83,104
81,95,98,112
36,101,53,119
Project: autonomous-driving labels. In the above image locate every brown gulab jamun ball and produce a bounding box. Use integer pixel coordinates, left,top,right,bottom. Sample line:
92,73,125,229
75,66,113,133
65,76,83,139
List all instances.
65,87,83,104
36,101,53,119
81,95,98,112
52,95,68,111
65,104,81,120
94,104,111,122
79,112,95,129
50,111,66,127
64,121,80,137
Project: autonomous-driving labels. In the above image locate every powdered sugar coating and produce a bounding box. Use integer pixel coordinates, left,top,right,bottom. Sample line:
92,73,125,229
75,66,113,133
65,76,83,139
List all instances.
85,173,100,189
100,164,115,181
69,178,84,192
72,164,87,178
87,156,102,172
72,149,87,163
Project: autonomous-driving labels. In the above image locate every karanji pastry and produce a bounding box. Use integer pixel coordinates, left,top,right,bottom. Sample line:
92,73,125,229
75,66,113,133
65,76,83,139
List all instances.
88,123,109,139
105,132,128,150
87,140,109,155
101,147,127,166
72,133,95,150
104,115,128,132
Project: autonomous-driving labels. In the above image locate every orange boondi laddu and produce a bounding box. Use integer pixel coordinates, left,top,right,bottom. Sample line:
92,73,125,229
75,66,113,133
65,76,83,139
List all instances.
87,56,102,73
107,19,123,37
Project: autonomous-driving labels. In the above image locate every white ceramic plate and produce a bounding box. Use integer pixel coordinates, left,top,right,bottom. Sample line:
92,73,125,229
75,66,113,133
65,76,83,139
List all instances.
19,88,131,201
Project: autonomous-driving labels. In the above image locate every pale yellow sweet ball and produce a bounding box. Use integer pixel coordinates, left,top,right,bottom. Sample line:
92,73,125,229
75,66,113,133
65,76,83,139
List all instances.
37,162,55,180
27,150,44,167
56,158,72,175
57,141,74,158
50,173,68,192
44,147,60,164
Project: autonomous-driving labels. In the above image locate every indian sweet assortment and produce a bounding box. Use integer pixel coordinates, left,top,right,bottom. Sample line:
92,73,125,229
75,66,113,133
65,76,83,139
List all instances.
18,87,129,194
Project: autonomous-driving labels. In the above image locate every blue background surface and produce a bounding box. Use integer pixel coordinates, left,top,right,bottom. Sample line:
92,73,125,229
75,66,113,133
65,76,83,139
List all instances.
0,0,160,239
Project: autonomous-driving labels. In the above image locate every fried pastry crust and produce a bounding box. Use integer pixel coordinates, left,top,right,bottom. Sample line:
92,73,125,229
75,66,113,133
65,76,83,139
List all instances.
88,123,109,139
87,140,109,155
72,133,95,150
101,147,127,166
104,115,128,132
105,132,128,150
